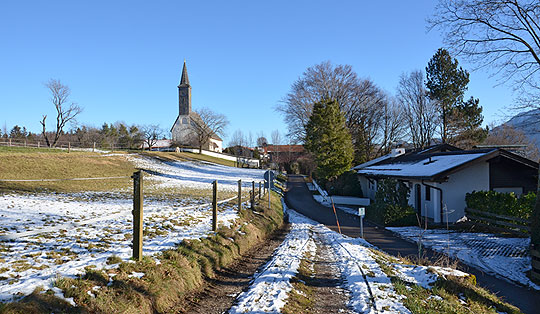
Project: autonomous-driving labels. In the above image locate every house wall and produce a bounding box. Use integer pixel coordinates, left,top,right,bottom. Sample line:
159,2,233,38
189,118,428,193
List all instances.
439,161,490,222
359,161,490,223
208,138,223,153
359,176,377,200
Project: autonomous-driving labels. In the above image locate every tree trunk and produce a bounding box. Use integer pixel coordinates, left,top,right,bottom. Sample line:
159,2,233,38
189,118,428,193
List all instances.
531,165,540,248
40,116,51,147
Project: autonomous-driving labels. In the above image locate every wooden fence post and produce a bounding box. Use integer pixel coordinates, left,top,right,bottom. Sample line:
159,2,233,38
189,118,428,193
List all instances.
93,142,96,152
251,181,255,209
9,139,11,147
213,180,218,231
37,141,40,148
68,142,71,153
237,179,242,211
132,170,143,261
259,182,261,200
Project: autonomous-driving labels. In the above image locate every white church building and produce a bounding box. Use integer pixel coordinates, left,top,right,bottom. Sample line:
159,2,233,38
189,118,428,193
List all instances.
171,62,223,153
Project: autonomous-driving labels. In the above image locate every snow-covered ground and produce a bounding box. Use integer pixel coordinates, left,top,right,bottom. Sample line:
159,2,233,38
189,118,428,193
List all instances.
388,226,539,290
229,209,316,313
0,155,265,302
128,154,266,191
231,208,467,314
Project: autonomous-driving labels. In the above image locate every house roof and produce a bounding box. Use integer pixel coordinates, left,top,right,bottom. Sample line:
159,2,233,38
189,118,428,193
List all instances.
356,146,538,181
264,145,304,153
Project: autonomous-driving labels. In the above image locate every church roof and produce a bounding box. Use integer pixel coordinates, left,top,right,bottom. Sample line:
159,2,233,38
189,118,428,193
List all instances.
179,60,190,86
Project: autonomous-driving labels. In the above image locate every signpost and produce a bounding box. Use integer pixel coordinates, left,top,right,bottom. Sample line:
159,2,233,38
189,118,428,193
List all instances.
264,170,275,189
264,170,274,210
358,207,365,239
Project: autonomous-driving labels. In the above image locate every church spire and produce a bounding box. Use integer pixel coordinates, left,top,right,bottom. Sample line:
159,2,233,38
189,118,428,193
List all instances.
179,60,190,86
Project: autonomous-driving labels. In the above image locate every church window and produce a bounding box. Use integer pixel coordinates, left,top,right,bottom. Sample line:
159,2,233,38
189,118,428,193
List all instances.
182,118,188,124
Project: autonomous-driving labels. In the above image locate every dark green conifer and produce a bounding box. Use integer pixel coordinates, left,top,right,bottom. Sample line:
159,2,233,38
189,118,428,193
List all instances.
304,99,354,182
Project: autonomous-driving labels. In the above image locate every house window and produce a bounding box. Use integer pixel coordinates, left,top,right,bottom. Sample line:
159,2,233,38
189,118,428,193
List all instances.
425,186,431,201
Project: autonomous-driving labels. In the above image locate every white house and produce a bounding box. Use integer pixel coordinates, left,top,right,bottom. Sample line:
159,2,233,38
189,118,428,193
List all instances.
354,144,538,223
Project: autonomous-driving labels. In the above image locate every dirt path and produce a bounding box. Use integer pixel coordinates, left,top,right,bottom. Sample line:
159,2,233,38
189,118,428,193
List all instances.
182,222,290,314
309,232,354,314
283,229,354,314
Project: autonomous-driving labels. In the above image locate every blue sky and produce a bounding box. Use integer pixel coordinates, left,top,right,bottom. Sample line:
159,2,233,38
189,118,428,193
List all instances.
0,1,516,145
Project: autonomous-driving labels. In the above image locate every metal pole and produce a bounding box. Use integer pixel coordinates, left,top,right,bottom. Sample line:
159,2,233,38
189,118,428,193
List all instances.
360,215,364,239
237,179,242,211
358,207,365,239
132,170,143,261
212,180,218,231
259,182,261,199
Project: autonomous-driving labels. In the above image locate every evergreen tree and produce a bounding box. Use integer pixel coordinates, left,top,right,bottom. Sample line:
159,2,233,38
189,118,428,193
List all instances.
426,48,470,143
304,99,354,182
9,125,27,140
448,96,487,148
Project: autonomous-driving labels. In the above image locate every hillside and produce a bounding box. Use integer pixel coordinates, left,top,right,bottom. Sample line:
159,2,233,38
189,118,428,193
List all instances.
503,109,540,148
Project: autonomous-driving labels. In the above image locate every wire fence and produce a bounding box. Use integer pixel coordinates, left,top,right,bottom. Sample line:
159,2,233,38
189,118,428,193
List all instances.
0,138,142,152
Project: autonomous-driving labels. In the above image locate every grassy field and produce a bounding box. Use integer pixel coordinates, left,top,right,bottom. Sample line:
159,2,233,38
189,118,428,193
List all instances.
0,147,243,198
0,148,135,193
0,191,284,314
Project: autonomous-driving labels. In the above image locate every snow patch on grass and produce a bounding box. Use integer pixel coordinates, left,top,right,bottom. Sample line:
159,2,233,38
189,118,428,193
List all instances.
127,154,265,191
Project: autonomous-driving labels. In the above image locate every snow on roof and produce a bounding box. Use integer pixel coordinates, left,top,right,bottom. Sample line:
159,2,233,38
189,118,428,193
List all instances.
357,152,487,179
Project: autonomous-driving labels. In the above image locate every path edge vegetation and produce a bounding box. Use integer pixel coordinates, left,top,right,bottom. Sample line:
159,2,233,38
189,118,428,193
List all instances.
0,191,284,314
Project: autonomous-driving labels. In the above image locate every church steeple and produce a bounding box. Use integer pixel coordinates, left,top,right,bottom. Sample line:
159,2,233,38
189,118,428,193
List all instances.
178,60,192,115
179,60,190,87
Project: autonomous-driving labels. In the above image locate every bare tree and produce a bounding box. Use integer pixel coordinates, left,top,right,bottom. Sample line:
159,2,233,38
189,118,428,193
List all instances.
40,79,83,147
141,124,163,150
397,70,439,149
277,61,386,141
190,108,228,153
228,129,247,148
483,123,540,159
429,0,540,106
256,131,268,147
271,129,282,146
277,61,390,163
378,97,407,155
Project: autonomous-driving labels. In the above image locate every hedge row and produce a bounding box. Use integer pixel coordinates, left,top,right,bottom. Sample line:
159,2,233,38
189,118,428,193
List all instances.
465,190,535,220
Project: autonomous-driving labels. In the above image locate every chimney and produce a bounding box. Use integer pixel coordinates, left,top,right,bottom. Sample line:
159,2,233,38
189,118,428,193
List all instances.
390,148,405,158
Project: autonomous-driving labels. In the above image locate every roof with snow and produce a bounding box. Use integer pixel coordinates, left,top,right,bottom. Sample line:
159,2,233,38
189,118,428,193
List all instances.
356,144,538,181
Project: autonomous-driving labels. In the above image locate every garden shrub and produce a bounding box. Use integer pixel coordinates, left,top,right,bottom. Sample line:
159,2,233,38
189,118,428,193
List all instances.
326,171,363,197
465,190,535,220
366,178,416,226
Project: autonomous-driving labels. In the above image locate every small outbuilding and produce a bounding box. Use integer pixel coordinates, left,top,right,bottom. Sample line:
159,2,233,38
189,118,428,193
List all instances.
354,144,538,223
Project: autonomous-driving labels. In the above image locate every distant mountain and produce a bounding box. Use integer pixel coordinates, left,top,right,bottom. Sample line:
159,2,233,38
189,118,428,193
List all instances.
504,109,540,147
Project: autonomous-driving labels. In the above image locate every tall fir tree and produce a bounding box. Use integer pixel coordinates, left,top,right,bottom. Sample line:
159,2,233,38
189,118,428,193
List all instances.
304,99,354,182
448,96,487,148
426,48,470,143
